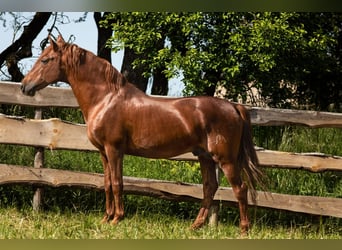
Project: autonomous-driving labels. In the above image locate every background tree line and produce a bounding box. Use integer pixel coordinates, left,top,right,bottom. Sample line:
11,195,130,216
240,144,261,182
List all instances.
1,12,341,112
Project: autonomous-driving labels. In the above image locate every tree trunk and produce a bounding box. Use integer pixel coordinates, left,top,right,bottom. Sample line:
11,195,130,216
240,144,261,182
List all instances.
121,47,149,92
151,69,168,95
94,12,112,63
151,38,168,95
202,69,221,96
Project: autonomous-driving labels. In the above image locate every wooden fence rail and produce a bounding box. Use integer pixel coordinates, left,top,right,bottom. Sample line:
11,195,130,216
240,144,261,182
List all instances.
1,163,341,218
1,81,342,219
1,81,342,128
1,114,341,172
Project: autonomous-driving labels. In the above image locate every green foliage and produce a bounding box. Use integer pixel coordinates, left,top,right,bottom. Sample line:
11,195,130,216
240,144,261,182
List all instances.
268,127,342,198
103,12,342,110
123,156,202,184
0,104,84,123
254,127,342,197
0,104,35,118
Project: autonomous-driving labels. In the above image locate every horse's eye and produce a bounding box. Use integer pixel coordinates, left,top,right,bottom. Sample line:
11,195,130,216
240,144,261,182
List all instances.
41,58,49,64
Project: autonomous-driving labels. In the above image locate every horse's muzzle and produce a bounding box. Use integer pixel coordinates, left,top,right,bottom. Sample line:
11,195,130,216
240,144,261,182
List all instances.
20,83,36,96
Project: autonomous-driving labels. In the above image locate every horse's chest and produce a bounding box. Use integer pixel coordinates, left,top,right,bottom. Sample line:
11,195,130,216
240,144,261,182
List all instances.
86,115,124,150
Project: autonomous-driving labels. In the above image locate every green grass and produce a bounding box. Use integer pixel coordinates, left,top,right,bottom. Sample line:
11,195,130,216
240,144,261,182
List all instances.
0,126,341,238
279,127,342,155
0,204,340,239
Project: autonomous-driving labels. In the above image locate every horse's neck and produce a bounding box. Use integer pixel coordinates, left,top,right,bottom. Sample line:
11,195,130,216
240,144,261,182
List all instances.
122,82,148,98
66,54,146,121
66,55,114,121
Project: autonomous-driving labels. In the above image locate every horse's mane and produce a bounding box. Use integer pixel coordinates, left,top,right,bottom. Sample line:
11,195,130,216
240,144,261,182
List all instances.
62,42,127,92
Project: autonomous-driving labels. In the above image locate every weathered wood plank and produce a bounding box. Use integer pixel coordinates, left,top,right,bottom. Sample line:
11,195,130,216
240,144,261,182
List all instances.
172,151,342,172
0,114,96,151
247,106,342,128
256,150,342,172
0,81,78,108
1,82,342,128
1,114,341,172
1,164,341,218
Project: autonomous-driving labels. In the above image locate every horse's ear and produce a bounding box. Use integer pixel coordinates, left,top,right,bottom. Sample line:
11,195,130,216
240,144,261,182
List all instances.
49,35,59,52
56,35,66,45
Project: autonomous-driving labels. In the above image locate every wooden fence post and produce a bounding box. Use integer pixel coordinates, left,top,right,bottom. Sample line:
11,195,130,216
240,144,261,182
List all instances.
32,108,44,211
208,164,221,227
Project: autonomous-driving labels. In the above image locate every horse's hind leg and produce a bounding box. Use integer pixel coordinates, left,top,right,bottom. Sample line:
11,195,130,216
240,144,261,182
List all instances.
220,161,250,234
191,156,218,229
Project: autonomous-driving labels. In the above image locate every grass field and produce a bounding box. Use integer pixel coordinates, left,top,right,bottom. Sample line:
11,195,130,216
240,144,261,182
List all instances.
0,126,341,239
0,199,341,239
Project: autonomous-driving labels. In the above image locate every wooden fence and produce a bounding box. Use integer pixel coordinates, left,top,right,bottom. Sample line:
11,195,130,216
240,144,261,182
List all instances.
1,81,342,219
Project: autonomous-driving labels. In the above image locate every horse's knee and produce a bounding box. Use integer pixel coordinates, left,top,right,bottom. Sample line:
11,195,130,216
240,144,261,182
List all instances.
104,182,111,193
203,179,218,194
211,179,219,192
202,182,218,207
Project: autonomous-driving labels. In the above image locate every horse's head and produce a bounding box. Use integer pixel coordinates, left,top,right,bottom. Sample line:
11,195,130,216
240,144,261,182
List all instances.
21,35,66,96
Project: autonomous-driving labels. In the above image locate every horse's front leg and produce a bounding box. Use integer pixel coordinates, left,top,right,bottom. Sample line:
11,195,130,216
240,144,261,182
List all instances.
100,152,115,223
105,146,124,225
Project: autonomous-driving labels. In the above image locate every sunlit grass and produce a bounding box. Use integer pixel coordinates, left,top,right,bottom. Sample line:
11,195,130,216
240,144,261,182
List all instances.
0,205,340,239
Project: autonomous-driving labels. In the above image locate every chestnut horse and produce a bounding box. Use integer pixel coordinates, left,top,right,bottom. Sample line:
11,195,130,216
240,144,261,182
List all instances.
21,35,264,234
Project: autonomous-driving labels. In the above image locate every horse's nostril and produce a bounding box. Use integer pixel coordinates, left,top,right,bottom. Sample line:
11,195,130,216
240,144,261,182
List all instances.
20,85,25,93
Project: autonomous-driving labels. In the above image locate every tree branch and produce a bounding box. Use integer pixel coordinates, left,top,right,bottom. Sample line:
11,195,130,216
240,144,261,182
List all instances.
0,12,52,81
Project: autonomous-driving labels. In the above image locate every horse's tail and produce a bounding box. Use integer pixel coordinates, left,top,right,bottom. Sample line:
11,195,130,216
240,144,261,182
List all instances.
234,104,266,204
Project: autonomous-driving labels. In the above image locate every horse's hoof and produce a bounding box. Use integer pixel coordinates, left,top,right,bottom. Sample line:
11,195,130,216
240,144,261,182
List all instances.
239,229,249,238
110,216,123,225
190,219,205,230
100,216,109,224
239,222,250,237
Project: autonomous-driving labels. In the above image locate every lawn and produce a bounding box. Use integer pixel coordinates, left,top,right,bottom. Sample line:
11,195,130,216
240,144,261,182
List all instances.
1,203,340,239
0,127,341,239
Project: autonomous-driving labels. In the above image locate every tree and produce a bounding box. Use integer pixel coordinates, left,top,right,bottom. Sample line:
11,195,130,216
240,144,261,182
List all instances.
0,12,52,82
103,12,342,111
1,12,114,81
289,13,342,110
0,12,114,121
94,12,112,63
103,12,169,95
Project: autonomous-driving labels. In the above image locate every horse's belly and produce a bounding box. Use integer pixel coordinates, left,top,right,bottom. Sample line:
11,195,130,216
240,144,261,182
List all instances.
126,134,198,159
